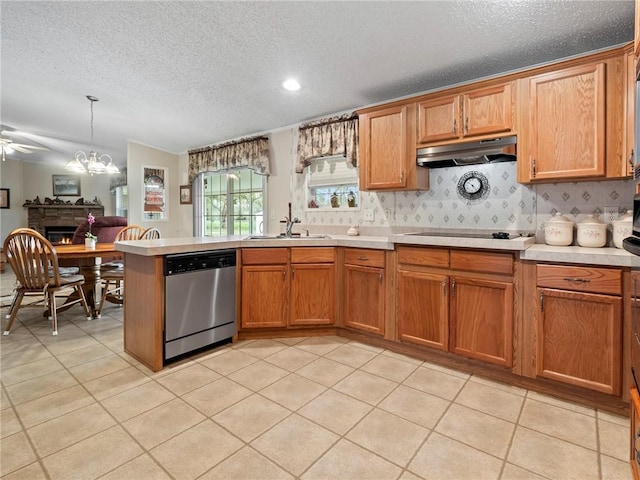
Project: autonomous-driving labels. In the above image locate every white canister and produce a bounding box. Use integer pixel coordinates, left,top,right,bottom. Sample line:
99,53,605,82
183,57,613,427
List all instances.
576,214,607,248
612,209,633,249
543,213,574,246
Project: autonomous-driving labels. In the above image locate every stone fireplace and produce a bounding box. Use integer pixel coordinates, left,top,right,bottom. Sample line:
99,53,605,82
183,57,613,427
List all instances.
25,205,104,243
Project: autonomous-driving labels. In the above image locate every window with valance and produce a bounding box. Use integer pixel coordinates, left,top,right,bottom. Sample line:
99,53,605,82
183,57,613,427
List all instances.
296,113,358,173
188,135,271,183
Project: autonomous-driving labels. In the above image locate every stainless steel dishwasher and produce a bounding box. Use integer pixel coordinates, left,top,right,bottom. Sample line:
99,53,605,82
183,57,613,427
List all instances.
164,249,236,361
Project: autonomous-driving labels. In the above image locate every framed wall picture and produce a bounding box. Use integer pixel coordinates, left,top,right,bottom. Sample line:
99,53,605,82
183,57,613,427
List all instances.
0,188,9,209
143,166,168,220
180,184,192,205
52,174,81,196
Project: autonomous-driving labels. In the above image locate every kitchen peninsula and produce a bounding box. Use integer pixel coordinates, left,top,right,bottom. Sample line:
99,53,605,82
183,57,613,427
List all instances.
116,233,639,415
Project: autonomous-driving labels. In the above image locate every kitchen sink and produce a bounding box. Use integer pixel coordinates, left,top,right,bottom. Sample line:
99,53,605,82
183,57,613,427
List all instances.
244,234,328,240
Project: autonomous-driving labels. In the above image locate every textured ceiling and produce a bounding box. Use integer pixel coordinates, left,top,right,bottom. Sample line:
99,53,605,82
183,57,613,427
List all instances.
0,1,634,168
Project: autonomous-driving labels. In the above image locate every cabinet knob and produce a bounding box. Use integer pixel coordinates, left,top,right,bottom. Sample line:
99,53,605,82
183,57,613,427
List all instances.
442,280,447,296
628,149,635,169
357,256,369,261
451,279,456,297
378,272,383,286
452,119,457,134
464,117,469,134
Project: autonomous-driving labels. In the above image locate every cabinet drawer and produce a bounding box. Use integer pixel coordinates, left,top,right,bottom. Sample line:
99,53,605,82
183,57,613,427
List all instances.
291,247,334,264
536,264,622,295
450,250,513,275
344,248,385,268
397,246,449,268
242,248,288,265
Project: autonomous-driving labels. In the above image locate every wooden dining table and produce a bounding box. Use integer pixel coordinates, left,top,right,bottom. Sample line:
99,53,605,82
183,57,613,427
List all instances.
54,243,122,318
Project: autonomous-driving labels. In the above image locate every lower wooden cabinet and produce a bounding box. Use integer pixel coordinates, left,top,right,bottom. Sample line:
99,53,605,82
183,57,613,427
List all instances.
631,388,640,479
536,264,622,395
450,276,513,367
290,262,334,326
397,268,448,350
241,248,289,328
343,248,386,335
240,247,336,329
396,246,514,367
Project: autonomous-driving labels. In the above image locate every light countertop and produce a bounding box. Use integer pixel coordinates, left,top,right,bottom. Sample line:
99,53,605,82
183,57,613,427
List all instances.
115,233,640,267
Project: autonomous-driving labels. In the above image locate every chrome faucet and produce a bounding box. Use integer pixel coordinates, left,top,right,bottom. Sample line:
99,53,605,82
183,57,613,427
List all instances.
281,202,300,237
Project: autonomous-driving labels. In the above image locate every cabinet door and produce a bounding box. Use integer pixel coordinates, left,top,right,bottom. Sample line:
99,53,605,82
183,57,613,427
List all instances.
344,264,385,335
241,265,288,328
417,95,460,144
290,263,334,326
635,0,640,60
627,48,635,177
359,104,410,189
462,84,513,138
397,269,449,350
525,62,606,181
537,288,621,395
450,276,513,367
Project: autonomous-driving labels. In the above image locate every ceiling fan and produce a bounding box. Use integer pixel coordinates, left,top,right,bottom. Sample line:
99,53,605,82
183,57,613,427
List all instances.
1,136,49,161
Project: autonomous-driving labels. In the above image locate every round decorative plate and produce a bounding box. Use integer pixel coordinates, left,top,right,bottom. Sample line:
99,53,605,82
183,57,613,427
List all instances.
457,170,489,201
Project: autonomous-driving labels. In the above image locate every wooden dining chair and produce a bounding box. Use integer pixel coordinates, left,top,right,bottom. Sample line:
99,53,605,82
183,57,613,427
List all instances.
3,228,91,335
140,227,161,240
97,224,145,316
115,225,146,241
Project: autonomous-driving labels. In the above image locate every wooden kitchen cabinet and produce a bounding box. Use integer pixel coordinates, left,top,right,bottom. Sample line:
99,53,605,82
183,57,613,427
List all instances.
522,62,606,181
357,102,429,191
289,247,335,326
417,83,513,144
536,264,622,395
518,51,627,183
450,275,513,367
635,0,640,64
343,248,386,335
397,246,449,350
240,247,336,329
627,45,636,178
241,248,289,328
396,246,514,367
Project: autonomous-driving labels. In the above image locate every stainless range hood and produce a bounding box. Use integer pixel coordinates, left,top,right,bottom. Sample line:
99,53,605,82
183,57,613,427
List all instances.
416,135,517,168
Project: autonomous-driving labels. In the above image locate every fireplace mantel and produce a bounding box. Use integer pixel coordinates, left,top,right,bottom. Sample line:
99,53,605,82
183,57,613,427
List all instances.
25,204,105,237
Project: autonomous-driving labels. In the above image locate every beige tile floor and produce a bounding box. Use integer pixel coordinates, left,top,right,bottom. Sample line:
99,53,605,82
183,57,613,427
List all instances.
0,301,634,480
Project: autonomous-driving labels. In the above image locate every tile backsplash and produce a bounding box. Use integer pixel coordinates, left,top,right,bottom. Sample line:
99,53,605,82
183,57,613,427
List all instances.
292,162,635,238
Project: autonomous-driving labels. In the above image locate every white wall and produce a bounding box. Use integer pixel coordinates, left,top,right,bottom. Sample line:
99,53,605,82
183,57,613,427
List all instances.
0,158,113,243
127,142,184,238
0,158,24,241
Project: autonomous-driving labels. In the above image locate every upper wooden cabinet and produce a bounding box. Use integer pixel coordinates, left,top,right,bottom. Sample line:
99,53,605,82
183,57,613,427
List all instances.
357,102,429,191
417,83,514,145
627,45,636,178
523,62,606,182
518,52,627,183
635,0,640,63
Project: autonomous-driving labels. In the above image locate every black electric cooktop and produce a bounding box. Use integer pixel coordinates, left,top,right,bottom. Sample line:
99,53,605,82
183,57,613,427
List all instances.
406,231,513,240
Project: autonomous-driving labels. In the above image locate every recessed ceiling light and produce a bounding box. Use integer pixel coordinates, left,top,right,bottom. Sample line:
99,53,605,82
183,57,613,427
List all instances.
282,78,301,91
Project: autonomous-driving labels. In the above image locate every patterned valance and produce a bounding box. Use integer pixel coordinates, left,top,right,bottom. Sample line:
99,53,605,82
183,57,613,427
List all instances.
296,113,358,174
188,135,271,183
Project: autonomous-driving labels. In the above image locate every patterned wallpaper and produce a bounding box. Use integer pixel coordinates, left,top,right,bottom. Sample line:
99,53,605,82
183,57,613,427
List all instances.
292,162,635,238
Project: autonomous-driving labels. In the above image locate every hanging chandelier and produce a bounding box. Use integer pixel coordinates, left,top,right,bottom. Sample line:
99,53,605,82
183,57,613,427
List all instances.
65,95,120,175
